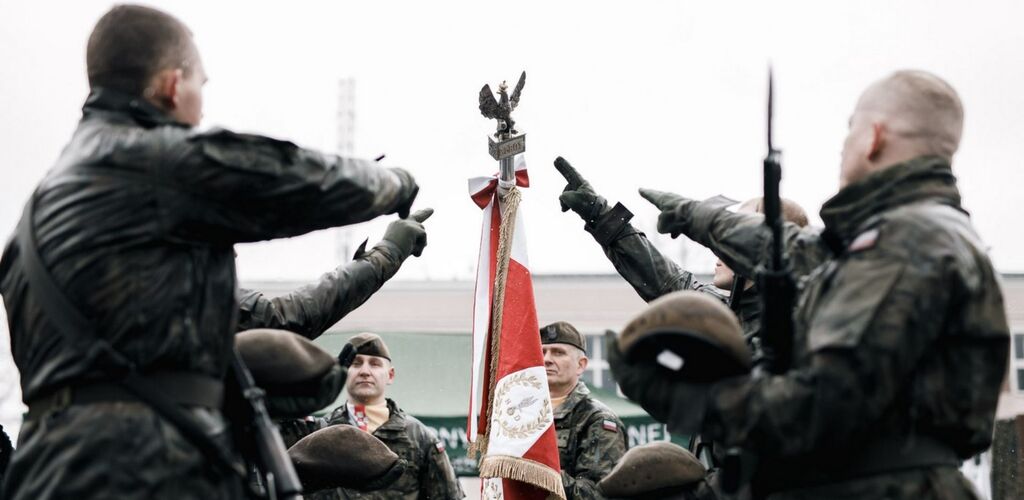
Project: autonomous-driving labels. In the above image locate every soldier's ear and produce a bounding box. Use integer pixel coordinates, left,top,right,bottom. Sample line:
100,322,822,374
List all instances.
145,68,183,111
577,354,589,373
868,122,886,161
386,366,395,385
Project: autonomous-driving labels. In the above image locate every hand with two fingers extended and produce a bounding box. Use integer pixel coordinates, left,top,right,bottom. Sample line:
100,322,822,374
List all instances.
382,208,433,258
638,188,690,239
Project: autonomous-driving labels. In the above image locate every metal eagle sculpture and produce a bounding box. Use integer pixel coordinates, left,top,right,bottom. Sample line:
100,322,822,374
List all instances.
479,71,526,136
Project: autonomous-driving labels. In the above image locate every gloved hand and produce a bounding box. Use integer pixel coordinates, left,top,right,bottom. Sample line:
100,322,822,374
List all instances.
639,188,689,238
606,331,709,435
382,208,433,258
338,342,357,370
390,168,419,218
554,156,610,224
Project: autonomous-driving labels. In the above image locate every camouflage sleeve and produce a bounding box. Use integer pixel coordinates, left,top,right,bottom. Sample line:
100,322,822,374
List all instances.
562,413,627,499
163,128,416,245
704,221,963,456
587,203,698,302
418,431,465,499
662,198,827,281
236,240,405,339
276,416,327,449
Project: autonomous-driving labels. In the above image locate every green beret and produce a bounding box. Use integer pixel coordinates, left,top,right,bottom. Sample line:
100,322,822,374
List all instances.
540,321,585,351
618,290,750,383
235,329,336,384
598,441,705,498
348,332,391,361
288,425,405,493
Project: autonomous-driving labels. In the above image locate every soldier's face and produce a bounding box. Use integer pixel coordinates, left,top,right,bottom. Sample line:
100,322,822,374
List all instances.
840,93,886,189
713,259,735,288
543,344,587,394
346,354,394,404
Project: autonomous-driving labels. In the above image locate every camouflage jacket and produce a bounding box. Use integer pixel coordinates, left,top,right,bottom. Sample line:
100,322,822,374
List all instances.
237,239,409,340
587,201,761,341
694,157,1009,497
556,382,628,499
0,87,415,500
306,399,464,500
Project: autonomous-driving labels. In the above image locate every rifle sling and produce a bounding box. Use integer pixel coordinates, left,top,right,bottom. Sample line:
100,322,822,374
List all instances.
15,193,244,478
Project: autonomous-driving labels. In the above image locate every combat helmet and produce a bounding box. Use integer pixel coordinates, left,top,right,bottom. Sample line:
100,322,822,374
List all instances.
618,290,750,382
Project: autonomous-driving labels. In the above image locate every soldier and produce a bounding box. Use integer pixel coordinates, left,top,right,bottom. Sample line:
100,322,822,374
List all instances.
310,333,464,500
0,5,419,499
553,158,810,344
541,321,627,499
609,70,1009,499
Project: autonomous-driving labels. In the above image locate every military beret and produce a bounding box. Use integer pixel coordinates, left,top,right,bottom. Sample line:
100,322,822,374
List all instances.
540,321,585,352
235,329,337,385
288,425,405,493
598,441,705,498
348,332,391,361
618,290,750,383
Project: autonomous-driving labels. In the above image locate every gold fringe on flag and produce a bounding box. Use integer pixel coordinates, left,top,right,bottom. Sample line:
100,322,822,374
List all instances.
479,455,566,500
471,186,522,461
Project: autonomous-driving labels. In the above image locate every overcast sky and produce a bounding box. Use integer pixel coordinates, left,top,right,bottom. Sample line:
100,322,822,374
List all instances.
2,0,1023,283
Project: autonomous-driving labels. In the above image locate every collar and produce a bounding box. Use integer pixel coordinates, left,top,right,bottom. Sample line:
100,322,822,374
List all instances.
82,87,189,129
819,156,962,243
554,381,590,419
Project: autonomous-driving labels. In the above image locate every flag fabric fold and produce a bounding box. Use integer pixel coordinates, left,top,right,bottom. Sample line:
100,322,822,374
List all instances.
467,156,564,500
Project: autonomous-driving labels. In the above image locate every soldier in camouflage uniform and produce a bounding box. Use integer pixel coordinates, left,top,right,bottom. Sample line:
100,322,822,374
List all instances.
541,321,627,499
0,6,420,499
298,333,464,500
610,70,1009,499
553,158,810,344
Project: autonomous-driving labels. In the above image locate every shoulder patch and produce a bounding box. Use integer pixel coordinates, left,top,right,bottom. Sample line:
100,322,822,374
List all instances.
602,420,618,432
435,441,446,452
848,228,879,253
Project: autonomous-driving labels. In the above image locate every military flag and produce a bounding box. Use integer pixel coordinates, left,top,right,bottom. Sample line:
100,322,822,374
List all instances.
468,156,564,500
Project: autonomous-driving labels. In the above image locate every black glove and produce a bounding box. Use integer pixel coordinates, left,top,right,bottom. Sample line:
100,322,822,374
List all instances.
554,156,610,224
390,167,419,218
338,343,357,370
606,331,709,435
638,188,690,238
382,208,433,258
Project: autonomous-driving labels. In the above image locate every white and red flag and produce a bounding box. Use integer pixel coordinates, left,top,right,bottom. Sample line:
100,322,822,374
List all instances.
467,156,564,500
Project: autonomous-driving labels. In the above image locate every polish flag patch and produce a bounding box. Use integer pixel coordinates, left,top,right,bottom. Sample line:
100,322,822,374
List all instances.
848,228,879,253
435,441,446,452
602,420,618,432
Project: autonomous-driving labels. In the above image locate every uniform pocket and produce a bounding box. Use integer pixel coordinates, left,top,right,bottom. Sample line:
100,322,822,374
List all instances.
806,258,905,352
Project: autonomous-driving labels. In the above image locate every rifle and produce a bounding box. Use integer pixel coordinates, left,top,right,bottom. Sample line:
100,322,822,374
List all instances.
721,67,798,497
756,67,796,375
230,348,304,500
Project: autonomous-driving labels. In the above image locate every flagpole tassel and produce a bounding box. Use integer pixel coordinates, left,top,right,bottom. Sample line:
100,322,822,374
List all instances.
479,456,567,500
478,186,523,458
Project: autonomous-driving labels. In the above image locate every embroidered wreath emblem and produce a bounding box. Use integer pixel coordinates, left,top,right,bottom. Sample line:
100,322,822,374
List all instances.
491,372,552,440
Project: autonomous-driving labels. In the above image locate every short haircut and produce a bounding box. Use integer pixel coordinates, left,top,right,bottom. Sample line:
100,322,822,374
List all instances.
740,197,810,227
86,4,197,96
864,70,964,159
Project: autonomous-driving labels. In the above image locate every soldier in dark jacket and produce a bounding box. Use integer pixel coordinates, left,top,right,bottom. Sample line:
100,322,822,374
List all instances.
541,322,627,499
610,70,1008,499
0,5,419,499
553,159,810,345
237,209,433,338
